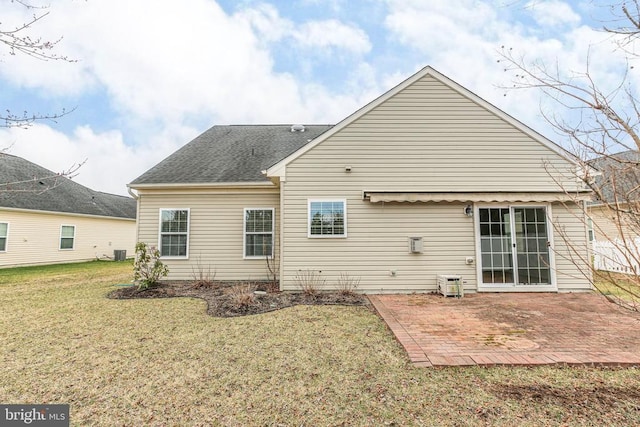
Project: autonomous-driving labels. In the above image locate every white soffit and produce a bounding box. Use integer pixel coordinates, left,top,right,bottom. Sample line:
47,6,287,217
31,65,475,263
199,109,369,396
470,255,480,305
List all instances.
364,192,590,203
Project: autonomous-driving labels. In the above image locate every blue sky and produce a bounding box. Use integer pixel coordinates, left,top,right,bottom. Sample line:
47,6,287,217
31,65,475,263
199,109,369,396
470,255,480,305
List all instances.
0,0,632,195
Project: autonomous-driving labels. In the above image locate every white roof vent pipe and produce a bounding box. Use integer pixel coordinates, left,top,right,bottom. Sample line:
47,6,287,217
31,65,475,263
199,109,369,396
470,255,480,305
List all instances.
291,124,305,132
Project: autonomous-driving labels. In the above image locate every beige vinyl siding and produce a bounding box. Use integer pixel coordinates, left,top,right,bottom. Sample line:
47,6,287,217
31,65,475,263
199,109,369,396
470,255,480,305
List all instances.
550,202,592,291
279,74,591,292
280,199,591,293
281,197,477,292
136,187,279,280
0,209,135,268
282,75,580,193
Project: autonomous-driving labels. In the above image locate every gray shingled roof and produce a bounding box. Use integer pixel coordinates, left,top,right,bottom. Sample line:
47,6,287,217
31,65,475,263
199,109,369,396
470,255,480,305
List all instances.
0,154,136,219
589,150,640,205
130,124,333,185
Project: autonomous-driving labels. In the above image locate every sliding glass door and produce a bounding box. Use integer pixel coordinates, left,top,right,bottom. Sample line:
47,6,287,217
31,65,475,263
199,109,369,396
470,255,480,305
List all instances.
478,206,552,288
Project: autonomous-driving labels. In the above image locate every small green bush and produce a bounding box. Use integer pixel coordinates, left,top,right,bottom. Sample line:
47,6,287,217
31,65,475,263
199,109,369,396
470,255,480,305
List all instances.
133,242,169,290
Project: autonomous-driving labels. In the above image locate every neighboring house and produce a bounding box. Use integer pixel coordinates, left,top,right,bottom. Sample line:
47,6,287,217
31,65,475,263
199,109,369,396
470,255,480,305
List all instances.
588,150,640,243
0,154,137,268
587,151,640,273
129,66,593,293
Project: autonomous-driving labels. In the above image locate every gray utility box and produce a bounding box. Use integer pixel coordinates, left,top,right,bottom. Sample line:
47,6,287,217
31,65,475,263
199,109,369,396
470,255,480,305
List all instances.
113,250,127,261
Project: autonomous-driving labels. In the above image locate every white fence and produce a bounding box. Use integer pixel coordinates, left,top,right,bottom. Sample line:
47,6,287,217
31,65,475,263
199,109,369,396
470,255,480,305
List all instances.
593,239,640,274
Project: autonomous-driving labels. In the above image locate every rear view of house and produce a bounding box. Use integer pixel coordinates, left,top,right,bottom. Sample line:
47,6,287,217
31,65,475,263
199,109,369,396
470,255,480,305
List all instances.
129,66,593,293
0,154,136,267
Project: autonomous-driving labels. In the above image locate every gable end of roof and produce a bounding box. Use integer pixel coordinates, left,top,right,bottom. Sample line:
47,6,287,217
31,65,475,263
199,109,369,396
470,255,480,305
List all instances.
266,65,580,179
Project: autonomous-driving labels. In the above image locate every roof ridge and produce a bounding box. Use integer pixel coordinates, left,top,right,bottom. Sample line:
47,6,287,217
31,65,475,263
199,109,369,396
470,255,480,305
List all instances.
223,124,334,127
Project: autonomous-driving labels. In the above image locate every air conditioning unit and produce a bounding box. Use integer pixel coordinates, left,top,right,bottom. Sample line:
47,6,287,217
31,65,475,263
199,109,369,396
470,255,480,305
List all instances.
437,274,463,298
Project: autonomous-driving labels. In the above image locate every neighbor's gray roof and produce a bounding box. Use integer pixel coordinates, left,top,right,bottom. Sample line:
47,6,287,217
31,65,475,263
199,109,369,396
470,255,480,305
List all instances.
0,154,136,219
130,124,333,185
589,150,640,205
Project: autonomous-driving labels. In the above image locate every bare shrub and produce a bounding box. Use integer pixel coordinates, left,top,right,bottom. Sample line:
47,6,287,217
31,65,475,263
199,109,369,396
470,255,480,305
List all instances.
336,272,361,296
294,269,325,296
265,252,279,292
227,283,257,310
191,256,216,289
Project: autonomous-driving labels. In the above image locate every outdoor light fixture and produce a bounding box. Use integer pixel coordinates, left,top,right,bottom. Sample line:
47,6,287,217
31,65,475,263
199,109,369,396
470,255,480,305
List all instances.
464,205,473,217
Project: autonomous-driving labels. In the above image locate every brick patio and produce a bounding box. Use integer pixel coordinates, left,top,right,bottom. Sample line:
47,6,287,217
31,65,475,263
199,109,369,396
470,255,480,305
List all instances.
368,293,640,368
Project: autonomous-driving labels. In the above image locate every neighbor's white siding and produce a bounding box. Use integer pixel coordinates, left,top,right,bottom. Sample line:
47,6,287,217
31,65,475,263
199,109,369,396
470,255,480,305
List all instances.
589,204,639,243
279,74,591,292
136,187,279,280
0,209,136,268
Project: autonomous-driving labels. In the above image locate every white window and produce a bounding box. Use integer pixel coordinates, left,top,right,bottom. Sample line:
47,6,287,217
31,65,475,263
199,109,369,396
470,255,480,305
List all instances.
60,225,75,250
244,208,274,258
308,199,347,238
0,222,7,252
159,209,190,258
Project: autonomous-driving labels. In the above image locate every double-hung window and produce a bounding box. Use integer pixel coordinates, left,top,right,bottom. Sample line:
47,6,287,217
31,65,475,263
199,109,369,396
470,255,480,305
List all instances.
0,222,7,252
244,208,274,258
60,225,75,250
159,209,189,257
308,199,347,238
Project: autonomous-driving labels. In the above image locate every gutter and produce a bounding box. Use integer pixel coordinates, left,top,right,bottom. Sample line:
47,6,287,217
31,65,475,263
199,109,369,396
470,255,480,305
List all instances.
127,185,139,200
128,181,276,190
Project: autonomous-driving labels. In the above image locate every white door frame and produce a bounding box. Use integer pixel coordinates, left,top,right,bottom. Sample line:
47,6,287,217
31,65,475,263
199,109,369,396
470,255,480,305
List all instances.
474,203,557,292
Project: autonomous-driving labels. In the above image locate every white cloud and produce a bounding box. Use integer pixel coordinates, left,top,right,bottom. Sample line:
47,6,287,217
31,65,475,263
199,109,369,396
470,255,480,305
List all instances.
381,0,631,143
0,0,382,194
526,1,581,28
0,124,195,196
237,4,371,54
3,0,631,197
293,19,371,54
235,3,292,43
0,0,373,127
0,4,97,95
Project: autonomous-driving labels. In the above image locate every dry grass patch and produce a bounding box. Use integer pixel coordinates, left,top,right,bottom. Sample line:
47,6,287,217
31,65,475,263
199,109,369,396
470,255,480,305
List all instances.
1,261,640,425
594,270,640,309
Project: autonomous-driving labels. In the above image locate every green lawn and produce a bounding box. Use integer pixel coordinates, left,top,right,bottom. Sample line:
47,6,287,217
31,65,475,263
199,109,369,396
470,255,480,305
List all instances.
1,261,639,426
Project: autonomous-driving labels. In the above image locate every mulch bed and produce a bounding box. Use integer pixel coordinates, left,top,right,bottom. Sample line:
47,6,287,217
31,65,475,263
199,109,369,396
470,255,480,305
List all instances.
107,281,369,318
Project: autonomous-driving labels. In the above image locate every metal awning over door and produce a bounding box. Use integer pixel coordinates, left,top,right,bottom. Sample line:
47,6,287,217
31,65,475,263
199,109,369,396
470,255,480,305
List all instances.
363,191,590,203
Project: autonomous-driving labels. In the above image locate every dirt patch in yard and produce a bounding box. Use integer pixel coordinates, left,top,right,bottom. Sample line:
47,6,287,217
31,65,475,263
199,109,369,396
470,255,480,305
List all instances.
489,380,640,423
108,281,369,318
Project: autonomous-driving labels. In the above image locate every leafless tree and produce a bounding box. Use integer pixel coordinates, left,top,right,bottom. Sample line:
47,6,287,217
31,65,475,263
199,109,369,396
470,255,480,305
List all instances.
1,0,75,128
498,1,640,308
0,150,85,194
0,1,80,192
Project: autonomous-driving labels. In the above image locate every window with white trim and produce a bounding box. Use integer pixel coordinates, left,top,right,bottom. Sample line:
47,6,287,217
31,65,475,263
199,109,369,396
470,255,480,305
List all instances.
244,208,274,258
159,209,189,257
308,200,346,237
60,225,75,250
0,222,7,252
